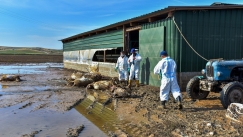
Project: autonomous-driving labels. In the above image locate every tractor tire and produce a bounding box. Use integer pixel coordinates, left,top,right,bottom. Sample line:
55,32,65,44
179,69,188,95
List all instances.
186,76,209,100
220,82,243,109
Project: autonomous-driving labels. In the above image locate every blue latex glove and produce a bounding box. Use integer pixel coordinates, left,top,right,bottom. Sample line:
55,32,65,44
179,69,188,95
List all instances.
115,67,118,71
127,68,130,72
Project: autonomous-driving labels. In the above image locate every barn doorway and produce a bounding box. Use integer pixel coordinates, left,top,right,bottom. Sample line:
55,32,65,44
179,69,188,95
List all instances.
126,29,139,55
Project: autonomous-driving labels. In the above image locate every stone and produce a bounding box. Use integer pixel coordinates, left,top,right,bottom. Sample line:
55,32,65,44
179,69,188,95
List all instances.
209,131,214,136
207,123,212,127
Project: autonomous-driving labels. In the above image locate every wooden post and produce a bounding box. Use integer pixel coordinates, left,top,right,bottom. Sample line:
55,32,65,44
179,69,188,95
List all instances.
123,25,128,54
104,50,106,62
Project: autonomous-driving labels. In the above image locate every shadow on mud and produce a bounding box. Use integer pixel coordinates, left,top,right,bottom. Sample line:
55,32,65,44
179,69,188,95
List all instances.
184,107,225,112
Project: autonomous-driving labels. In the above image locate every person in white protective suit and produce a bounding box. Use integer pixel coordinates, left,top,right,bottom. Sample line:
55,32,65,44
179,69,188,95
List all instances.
154,50,183,109
127,48,142,88
115,51,129,85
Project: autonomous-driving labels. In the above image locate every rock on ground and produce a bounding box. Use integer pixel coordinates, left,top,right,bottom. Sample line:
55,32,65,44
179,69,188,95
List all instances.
66,125,85,137
21,130,42,137
108,130,128,137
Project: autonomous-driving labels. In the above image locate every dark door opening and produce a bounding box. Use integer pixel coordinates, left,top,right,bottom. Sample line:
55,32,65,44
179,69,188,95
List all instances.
127,30,139,55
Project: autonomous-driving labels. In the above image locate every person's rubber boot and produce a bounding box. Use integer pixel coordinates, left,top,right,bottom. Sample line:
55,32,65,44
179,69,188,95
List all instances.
161,101,166,109
127,80,131,88
135,80,139,88
125,80,128,86
119,80,124,85
176,96,183,109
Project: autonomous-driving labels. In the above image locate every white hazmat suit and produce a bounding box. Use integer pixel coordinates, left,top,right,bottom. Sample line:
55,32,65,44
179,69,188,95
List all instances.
128,53,142,80
116,56,129,81
154,57,182,101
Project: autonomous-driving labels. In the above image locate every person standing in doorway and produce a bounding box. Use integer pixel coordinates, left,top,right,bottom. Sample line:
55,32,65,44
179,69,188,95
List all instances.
115,51,129,85
154,50,183,109
127,48,142,88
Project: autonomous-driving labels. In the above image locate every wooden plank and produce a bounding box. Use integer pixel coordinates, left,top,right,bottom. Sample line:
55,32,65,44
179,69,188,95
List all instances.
104,50,106,62
123,25,128,54
126,26,142,32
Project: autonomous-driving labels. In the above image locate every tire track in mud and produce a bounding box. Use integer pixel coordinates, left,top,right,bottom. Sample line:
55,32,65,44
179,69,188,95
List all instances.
0,94,35,108
0,89,86,112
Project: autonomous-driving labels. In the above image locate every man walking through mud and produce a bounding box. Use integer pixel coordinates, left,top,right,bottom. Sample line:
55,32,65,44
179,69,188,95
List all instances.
154,50,183,109
127,48,142,88
115,51,129,85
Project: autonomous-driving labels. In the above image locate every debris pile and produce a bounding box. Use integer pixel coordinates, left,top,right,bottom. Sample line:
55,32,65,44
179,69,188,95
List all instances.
66,125,85,137
88,63,99,73
226,103,243,122
66,72,102,87
0,74,21,82
108,130,128,137
66,69,134,111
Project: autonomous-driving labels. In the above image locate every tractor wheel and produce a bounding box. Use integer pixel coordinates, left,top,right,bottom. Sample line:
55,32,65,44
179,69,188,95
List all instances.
186,76,209,100
220,82,243,109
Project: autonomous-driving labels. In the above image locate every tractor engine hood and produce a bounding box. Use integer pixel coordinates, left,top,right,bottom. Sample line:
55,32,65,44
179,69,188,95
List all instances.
206,59,243,81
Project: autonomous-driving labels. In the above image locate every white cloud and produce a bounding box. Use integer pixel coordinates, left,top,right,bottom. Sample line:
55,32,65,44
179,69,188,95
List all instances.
61,0,132,8
60,25,101,32
40,26,63,32
97,14,114,17
172,0,194,5
61,11,83,15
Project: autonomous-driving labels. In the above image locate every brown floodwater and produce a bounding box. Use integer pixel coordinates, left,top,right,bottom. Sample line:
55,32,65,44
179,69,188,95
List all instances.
75,95,141,136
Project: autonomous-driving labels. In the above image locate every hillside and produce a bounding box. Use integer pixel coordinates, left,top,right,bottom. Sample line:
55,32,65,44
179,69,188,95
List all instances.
0,46,62,55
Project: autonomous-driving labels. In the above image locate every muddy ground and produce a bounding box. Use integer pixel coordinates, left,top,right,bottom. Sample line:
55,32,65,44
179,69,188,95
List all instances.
1,63,243,137
0,55,63,63
0,66,84,112
112,86,243,137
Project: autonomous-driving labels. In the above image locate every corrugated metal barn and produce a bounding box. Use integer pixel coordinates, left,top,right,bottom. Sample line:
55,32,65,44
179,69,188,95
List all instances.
61,3,243,89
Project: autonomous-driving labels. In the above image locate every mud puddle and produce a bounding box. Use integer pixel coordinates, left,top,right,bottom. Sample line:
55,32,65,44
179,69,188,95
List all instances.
0,63,63,74
0,102,106,137
0,84,9,95
0,63,107,137
0,85,51,93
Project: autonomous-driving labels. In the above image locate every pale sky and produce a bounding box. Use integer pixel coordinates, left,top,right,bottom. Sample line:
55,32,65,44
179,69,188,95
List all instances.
0,0,242,49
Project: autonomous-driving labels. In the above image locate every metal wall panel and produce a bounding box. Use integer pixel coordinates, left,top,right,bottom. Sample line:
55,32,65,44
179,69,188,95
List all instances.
140,18,182,86
175,9,243,72
139,26,165,86
63,30,123,51
142,18,181,69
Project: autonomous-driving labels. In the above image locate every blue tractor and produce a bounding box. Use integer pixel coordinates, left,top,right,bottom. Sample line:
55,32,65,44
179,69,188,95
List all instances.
186,59,243,108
